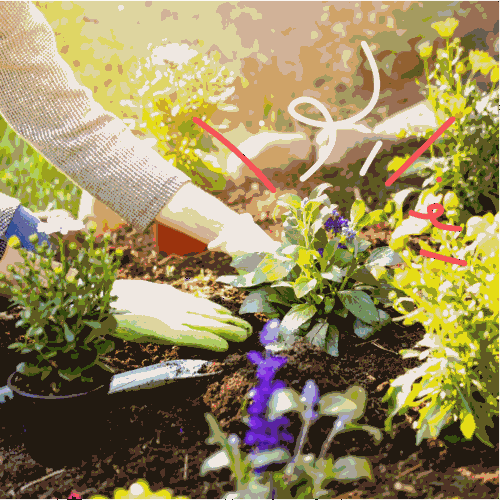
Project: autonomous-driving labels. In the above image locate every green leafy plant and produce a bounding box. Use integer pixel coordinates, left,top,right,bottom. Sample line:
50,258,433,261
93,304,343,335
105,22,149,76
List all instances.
383,212,499,447
0,223,125,393
201,321,380,499
382,17,499,227
217,183,402,356
124,47,239,192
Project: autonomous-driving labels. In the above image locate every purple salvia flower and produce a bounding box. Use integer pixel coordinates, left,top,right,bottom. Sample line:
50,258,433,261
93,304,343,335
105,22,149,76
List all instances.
245,325,291,474
259,318,281,346
317,248,324,257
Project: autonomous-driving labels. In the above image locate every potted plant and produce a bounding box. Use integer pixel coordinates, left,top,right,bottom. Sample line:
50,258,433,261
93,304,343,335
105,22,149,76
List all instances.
0,222,126,467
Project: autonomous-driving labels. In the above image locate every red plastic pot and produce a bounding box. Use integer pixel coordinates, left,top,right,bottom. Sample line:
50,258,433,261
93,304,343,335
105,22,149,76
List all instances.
152,222,208,256
7,372,112,467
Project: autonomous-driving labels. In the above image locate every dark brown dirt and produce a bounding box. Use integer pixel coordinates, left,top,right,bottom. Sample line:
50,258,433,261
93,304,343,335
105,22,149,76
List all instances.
0,223,497,499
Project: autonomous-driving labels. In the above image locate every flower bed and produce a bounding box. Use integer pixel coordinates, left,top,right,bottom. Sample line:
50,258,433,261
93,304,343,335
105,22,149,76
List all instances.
0,223,497,499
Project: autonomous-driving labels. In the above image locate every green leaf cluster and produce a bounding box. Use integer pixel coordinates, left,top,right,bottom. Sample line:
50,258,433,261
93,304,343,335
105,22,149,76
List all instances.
383,212,499,446
383,21,499,228
217,183,401,356
0,228,125,392
201,384,380,499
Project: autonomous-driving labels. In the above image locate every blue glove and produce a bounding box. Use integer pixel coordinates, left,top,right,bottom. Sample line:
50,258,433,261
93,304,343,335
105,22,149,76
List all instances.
4,205,52,253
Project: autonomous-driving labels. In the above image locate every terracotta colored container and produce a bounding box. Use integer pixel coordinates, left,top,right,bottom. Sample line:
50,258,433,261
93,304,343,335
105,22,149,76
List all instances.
152,222,207,256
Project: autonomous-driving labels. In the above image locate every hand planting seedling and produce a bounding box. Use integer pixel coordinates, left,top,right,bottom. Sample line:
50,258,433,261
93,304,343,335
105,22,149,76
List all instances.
0,221,252,396
217,182,403,356
200,319,382,499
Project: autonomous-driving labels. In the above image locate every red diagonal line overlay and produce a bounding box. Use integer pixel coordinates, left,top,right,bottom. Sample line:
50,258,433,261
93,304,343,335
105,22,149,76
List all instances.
193,117,276,193
420,249,467,266
385,117,456,187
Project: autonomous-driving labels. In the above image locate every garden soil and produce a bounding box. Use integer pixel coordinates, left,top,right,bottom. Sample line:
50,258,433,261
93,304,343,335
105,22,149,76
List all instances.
0,223,497,499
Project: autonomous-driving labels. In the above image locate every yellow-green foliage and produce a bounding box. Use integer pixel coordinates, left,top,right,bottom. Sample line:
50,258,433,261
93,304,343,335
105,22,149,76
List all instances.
91,479,189,499
123,48,238,192
383,212,499,446
0,117,81,218
384,17,499,223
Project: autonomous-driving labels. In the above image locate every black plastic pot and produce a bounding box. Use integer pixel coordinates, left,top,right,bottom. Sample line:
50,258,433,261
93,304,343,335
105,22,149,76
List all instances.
7,372,112,468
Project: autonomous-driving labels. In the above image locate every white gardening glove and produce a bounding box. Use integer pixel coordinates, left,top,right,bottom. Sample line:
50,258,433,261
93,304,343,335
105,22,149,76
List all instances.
207,212,281,259
108,280,253,352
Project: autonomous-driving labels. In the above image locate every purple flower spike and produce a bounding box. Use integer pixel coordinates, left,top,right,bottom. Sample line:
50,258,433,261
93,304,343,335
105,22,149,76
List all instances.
318,248,324,257
259,318,281,346
301,379,320,406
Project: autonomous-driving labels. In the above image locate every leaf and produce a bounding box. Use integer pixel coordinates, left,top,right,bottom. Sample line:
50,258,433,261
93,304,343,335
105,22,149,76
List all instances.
330,456,374,482
95,338,115,356
256,254,296,283
267,387,304,420
279,304,317,342
345,424,383,444
305,320,329,349
84,320,102,329
322,265,346,283
325,324,340,357
338,290,380,324
325,296,334,314
277,193,302,210
311,206,334,236
309,182,333,201
350,267,380,287
230,251,268,272
353,318,375,340
365,247,404,267
204,413,227,446
319,385,367,423
460,413,476,440
239,288,278,315
357,209,386,229
8,342,24,350
350,200,366,228
266,286,296,306
294,276,318,299
296,248,315,270
353,310,390,339
249,449,291,469
63,324,75,343
200,449,231,475
397,158,434,178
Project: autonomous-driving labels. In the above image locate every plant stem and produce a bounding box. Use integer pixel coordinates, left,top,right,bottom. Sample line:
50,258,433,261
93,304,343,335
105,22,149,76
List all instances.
338,258,357,292
318,419,345,460
288,418,311,476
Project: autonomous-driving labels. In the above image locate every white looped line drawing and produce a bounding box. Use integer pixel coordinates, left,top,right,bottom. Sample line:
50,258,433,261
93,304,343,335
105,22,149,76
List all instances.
288,41,381,183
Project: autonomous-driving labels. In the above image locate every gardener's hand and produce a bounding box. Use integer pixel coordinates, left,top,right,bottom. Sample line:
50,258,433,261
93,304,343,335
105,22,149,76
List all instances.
207,212,281,259
108,279,253,352
35,206,86,251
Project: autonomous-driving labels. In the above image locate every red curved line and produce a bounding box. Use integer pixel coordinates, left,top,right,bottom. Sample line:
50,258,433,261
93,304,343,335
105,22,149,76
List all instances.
193,117,276,193
420,249,467,266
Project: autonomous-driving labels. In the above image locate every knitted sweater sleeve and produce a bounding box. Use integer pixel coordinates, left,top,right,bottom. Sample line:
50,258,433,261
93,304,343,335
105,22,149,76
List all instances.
0,0,192,236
